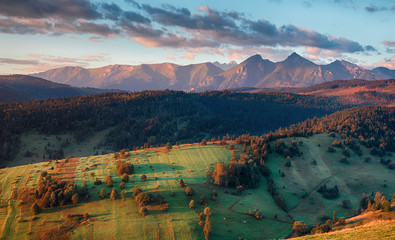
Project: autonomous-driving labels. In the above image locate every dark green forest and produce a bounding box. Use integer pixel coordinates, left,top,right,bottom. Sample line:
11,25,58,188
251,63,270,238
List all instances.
0,90,347,164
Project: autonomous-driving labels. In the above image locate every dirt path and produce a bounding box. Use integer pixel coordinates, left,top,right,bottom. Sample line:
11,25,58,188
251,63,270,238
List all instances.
289,154,365,213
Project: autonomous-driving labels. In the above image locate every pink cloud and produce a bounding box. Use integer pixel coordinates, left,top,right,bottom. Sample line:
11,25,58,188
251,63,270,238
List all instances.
182,53,195,60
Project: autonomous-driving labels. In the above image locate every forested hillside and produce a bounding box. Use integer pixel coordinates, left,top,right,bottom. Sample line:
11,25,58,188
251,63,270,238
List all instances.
0,90,346,165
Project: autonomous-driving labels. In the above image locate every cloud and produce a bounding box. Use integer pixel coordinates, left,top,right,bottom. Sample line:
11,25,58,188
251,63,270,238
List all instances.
0,58,39,65
167,54,175,60
0,0,101,20
182,53,195,60
0,1,375,55
383,40,395,47
370,56,395,70
364,5,394,13
1,53,111,73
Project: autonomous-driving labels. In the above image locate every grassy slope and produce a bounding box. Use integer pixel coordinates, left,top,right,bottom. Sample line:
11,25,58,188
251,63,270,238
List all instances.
266,133,395,225
0,144,292,240
296,220,395,240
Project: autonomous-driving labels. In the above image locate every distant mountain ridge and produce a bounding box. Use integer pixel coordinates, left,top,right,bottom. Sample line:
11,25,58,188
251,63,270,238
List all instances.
0,75,106,103
32,53,394,91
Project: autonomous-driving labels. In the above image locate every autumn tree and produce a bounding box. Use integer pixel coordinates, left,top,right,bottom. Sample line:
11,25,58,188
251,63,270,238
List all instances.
189,200,195,209
141,174,147,182
203,216,212,240
110,188,117,200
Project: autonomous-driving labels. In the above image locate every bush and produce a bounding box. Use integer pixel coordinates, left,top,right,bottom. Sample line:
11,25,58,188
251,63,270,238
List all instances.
189,200,195,208
141,175,147,182
179,179,185,187
254,209,262,219
120,182,125,189
71,193,78,205
94,177,102,185
110,188,117,200
132,185,143,198
139,207,148,216
292,221,308,237
338,217,346,225
166,142,172,149
106,175,113,187
121,174,129,183
31,203,41,215
100,189,107,199
204,206,212,216
116,161,134,175
185,187,194,196
200,139,207,146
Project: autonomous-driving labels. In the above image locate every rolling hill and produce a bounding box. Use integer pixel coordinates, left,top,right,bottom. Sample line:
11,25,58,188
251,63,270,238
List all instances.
0,75,106,103
32,53,393,91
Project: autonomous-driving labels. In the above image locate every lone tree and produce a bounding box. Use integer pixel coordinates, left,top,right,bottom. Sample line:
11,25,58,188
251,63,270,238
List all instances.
204,206,212,217
179,179,185,187
110,188,117,200
332,210,337,223
185,187,194,196
189,200,195,209
203,216,212,240
166,142,172,150
122,173,129,183
141,174,147,182
106,175,113,187
71,193,79,205
200,139,207,146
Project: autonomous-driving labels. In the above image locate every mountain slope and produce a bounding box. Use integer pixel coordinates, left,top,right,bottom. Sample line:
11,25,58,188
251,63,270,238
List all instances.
33,62,224,91
371,67,395,79
32,53,393,91
0,75,105,102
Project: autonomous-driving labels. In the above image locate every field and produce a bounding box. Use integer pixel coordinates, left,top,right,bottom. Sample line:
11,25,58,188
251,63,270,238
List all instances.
266,133,395,225
0,143,292,240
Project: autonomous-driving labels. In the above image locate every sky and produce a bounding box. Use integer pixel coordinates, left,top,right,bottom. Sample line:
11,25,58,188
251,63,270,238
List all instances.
0,0,394,74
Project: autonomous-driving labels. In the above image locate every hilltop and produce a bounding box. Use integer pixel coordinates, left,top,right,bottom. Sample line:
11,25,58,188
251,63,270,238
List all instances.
0,75,106,103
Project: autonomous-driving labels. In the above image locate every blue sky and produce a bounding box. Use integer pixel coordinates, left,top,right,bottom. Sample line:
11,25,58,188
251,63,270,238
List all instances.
0,0,394,74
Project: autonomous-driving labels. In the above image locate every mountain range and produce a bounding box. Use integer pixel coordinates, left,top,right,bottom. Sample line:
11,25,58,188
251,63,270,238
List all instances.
32,52,395,92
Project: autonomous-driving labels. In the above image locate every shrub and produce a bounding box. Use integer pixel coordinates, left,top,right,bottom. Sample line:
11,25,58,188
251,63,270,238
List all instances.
141,174,147,182
83,213,89,219
105,175,113,187
166,142,172,150
139,207,148,216
200,139,207,146
121,174,129,183
340,157,349,164
204,206,212,216
94,177,102,185
185,187,194,196
179,179,185,188
292,221,308,237
364,157,371,163
254,209,262,219
120,182,125,189
31,203,41,215
71,193,79,205
327,147,335,153
132,185,142,198
338,217,346,225
100,189,107,199
189,200,195,209
116,161,134,175
110,188,117,200
135,192,153,206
